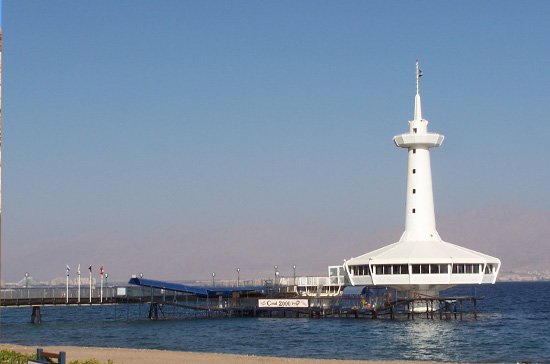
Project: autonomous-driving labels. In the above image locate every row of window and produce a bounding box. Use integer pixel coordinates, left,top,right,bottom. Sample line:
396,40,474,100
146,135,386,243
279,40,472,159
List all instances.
349,263,497,276
452,264,480,274
411,167,416,213
411,147,418,213
411,264,449,274
349,265,371,276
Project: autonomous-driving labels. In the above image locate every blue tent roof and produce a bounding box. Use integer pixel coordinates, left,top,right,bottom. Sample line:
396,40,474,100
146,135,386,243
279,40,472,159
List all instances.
128,277,264,298
342,285,368,297
129,277,209,296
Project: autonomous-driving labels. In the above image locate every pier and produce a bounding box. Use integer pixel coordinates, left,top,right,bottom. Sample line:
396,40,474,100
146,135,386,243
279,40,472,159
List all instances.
1,278,482,323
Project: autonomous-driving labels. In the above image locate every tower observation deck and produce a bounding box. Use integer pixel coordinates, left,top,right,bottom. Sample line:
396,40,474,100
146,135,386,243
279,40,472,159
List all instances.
343,61,500,297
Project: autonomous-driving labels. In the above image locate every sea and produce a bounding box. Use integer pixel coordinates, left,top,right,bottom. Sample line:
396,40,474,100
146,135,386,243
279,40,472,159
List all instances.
1,281,549,363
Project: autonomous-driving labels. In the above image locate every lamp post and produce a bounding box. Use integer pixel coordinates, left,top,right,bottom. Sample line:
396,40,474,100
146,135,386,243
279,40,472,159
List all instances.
212,272,216,287
236,268,240,287
105,273,109,301
25,272,29,298
293,264,296,286
99,266,104,303
77,264,81,303
139,272,144,302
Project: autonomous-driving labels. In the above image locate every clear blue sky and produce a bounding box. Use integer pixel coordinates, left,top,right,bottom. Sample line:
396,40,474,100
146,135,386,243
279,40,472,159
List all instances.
3,1,550,283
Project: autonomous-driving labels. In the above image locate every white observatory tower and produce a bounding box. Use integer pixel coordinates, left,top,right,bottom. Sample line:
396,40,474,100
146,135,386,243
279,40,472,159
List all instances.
393,61,444,244
343,61,500,297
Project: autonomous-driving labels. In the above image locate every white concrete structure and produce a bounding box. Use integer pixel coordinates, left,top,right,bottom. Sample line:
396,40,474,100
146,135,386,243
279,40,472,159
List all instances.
343,61,500,297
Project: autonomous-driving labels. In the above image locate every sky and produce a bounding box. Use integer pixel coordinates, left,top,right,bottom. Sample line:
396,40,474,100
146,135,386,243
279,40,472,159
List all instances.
2,1,550,283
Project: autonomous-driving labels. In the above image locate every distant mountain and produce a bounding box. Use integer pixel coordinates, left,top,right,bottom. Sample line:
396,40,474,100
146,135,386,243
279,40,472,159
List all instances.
437,205,550,272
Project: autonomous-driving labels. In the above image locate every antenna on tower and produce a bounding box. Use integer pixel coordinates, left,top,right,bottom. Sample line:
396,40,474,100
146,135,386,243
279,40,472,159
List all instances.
414,60,423,121
416,59,423,95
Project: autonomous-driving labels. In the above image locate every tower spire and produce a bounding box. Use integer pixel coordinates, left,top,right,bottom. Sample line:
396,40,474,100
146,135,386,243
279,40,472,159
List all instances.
414,60,422,121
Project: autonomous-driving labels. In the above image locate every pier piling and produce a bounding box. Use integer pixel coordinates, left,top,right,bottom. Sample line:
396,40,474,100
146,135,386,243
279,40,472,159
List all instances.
31,306,41,324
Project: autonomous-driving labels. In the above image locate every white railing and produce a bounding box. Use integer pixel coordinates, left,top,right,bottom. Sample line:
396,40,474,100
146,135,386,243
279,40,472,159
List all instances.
0,286,119,301
190,276,340,288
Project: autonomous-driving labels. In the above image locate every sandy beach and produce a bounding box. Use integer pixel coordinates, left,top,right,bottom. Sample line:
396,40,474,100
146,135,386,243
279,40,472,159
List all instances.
1,343,435,364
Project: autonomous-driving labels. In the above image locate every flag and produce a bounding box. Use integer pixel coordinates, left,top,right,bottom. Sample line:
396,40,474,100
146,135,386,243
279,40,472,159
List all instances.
99,266,104,276
418,68,423,77
88,265,92,273
77,264,81,275
66,265,70,276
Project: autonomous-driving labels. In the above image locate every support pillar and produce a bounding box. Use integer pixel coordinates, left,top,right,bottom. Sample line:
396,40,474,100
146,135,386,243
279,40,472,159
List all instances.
31,306,42,324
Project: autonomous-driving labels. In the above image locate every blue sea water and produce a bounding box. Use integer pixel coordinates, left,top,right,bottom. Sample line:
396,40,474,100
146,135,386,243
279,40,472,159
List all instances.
1,282,549,363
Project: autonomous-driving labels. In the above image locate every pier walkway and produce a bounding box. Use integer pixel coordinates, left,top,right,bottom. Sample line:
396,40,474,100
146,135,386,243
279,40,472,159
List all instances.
1,281,481,323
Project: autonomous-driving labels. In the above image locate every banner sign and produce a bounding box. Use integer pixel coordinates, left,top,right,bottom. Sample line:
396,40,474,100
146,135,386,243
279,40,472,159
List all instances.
258,299,309,308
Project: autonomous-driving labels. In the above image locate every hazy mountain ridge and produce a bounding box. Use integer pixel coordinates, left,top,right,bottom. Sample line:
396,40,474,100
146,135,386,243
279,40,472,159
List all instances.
4,205,547,283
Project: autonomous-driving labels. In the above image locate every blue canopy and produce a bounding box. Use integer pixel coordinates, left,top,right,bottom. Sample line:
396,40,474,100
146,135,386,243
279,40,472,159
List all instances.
128,277,264,298
342,285,369,297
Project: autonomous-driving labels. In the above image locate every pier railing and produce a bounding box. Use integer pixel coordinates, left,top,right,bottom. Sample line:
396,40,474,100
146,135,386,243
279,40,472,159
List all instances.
0,286,125,306
1,276,342,306
195,276,336,288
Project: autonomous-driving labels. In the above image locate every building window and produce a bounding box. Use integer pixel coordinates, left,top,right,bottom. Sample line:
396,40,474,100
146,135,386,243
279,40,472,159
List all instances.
412,208,416,213
421,264,429,274
413,128,417,134
440,264,449,274
350,265,371,276
375,265,383,275
430,264,440,274
412,264,420,274
452,264,482,274
412,189,416,194
392,264,409,274
413,149,416,154
412,169,416,174
452,264,464,274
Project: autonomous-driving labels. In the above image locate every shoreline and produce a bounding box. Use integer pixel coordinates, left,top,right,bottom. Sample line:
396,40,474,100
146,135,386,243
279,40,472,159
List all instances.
1,343,437,364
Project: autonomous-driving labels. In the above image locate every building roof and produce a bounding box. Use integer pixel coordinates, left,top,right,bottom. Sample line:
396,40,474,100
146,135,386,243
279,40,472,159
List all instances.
346,239,500,266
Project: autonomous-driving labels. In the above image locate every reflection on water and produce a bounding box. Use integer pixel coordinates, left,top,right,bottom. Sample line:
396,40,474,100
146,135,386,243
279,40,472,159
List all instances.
1,282,549,362
399,320,450,361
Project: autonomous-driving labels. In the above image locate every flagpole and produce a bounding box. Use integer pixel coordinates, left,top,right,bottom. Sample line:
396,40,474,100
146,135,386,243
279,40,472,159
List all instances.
66,265,69,304
100,266,103,303
77,264,81,303
89,265,92,303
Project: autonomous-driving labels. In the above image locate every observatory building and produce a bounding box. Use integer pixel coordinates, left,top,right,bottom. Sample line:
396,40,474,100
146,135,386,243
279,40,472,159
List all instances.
343,62,500,297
